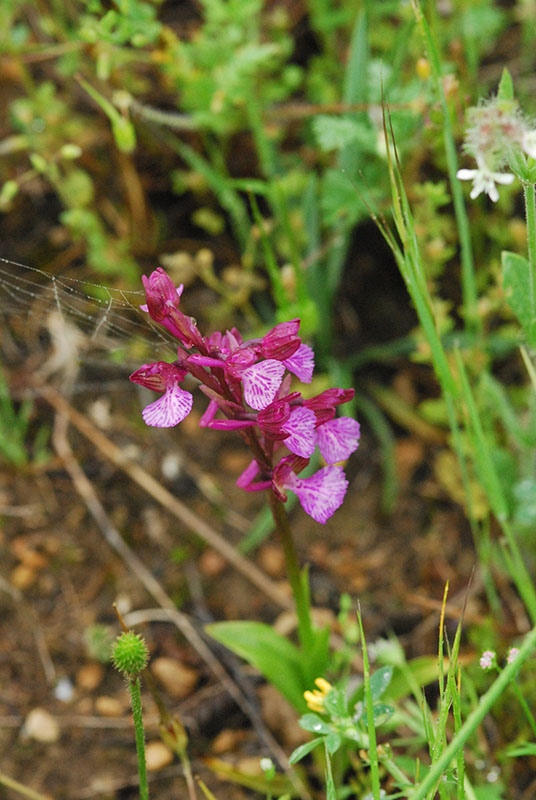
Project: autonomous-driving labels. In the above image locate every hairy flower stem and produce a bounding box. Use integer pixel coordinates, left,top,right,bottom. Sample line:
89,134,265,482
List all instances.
129,676,149,800
522,182,536,325
268,492,314,651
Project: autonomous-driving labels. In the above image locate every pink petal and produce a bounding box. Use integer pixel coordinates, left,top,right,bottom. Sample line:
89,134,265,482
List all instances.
199,398,219,427
286,466,349,524
142,385,193,427
188,354,223,368
209,419,256,430
261,320,301,360
236,459,261,488
283,343,314,383
242,359,286,410
130,361,188,392
257,399,291,437
316,417,360,463
305,387,354,411
282,407,316,457
139,286,182,315
142,269,183,319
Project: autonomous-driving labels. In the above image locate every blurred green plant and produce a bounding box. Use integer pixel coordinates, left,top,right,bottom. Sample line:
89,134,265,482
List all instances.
83,623,114,663
0,367,49,467
0,1,430,329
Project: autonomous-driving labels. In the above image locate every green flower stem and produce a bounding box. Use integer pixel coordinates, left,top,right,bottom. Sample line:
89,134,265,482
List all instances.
510,680,536,739
410,623,536,800
129,676,149,800
378,755,413,790
412,0,479,336
357,609,381,800
522,182,536,323
268,492,314,652
454,348,536,623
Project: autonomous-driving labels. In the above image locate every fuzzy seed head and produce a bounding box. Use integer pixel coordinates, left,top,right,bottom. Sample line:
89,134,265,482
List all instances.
112,631,149,677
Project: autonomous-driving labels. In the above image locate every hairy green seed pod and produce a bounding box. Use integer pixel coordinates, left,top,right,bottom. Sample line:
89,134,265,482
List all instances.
112,631,149,677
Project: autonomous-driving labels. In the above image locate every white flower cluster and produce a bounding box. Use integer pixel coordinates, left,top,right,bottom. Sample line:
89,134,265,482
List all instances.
456,96,536,202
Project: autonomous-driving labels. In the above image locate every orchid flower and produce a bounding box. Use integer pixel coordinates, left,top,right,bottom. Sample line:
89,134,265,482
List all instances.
131,269,360,523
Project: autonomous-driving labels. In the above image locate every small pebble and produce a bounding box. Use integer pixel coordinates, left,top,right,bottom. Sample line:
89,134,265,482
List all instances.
161,452,183,480
89,398,112,430
54,677,74,702
211,728,247,754
76,663,105,692
151,657,199,699
199,549,226,577
10,563,36,590
95,696,124,717
236,756,264,776
23,708,60,743
258,544,285,577
145,741,173,771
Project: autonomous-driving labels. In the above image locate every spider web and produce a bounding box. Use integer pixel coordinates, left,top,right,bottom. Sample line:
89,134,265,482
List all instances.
0,257,178,393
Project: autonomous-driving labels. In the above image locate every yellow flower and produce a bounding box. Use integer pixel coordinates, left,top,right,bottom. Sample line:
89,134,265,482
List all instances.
304,678,333,713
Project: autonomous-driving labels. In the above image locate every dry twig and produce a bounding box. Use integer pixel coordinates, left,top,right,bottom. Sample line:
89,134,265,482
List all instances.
50,406,304,788
40,383,291,610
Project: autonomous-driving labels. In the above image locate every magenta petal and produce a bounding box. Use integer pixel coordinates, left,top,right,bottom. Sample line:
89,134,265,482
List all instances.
209,419,256,430
257,399,291,436
316,417,360,463
142,268,182,321
286,466,349,524
199,398,218,427
139,285,182,315
142,386,193,427
188,355,223,368
282,407,316,458
236,459,261,488
242,359,286,410
261,320,301,360
283,343,314,383
130,361,188,392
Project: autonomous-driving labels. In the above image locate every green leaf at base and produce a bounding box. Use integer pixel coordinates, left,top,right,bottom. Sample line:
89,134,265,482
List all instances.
205,620,307,710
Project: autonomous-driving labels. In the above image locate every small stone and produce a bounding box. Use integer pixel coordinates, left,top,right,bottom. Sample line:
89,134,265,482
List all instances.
76,697,92,714
54,677,74,702
161,452,183,480
258,544,285,577
235,757,264,776
199,549,226,577
95,695,124,717
211,728,247,754
76,663,105,691
88,398,112,430
17,548,47,570
151,657,199,699
10,563,37,590
145,741,174,771
23,707,60,743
